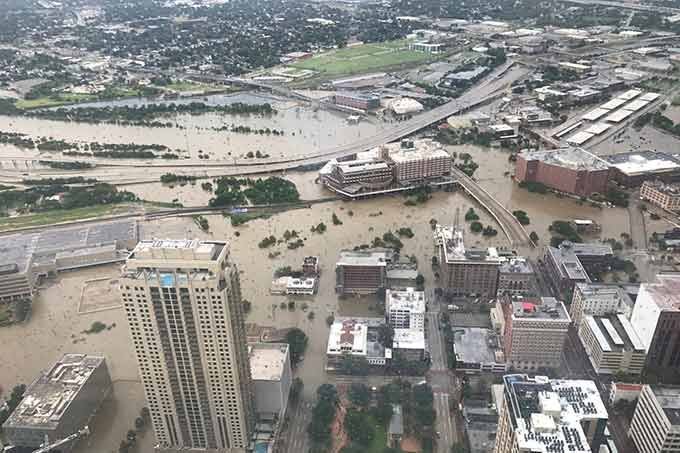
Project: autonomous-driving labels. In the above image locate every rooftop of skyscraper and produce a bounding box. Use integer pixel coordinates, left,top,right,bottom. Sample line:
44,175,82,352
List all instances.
434,224,501,264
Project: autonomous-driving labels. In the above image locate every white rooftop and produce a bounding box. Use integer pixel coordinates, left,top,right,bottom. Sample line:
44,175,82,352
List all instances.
622,99,649,112
387,288,426,313
604,108,634,123
600,98,627,110
393,328,426,350
249,343,289,381
582,107,609,121
327,319,368,356
584,122,611,135
566,131,594,145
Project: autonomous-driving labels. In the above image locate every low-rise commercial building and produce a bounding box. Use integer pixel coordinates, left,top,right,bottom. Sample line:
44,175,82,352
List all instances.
408,41,443,53
578,314,647,375
497,257,536,297
630,274,680,383
641,180,680,211
606,151,680,187
570,283,633,326
629,385,680,453
494,374,608,453
0,220,137,304
326,319,389,367
335,249,392,295
500,296,571,371
2,354,111,452
392,328,426,361
453,327,507,373
515,147,610,197
386,288,425,330
248,343,292,421
434,225,502,298
609,382,643,405
302,256,320,276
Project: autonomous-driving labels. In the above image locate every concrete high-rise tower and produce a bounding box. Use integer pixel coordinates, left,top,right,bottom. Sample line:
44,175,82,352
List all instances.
121,239,253,453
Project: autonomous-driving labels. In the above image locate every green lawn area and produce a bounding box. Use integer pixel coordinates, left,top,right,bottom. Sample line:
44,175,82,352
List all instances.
289,40,437,77
0,204,136,231
367,417,388,453
15,92,97,109
163,81,228,93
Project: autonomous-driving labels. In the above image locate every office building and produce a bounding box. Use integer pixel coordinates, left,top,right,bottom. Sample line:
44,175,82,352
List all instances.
335,249,393,295
515,147,610,197
377,139,451,184
463,399,499,453
494,374,608,453
248,343,292,422
121,239,254,452
434,224,502,298
606,151,680,187
578,314,647,375
302,256,319,276
500,297,571,371
2,354,111,452
333,92,381,111
498,257,536,297
543,242,613,293
386,288,425,330
408,41,443,53
630,274,680,383
570,283,633,326
629,385,680,453
641,180,680,211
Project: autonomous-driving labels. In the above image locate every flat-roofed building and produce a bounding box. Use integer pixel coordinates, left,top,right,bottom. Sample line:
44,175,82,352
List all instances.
641,180,680,211
630,274,680,383
0,219,138,304
326,319,368,366
609,382,644,405
606,151,680,187
248,343,292,421
544,242,613,294
386,288,425,330
453,327,507,373
393,328,426,361
379,139,451,184
434,225,502,298
578,314,647,375
494,374,608,453
570,283,633,326
500,296,571,371
515,147,610,197
335,249,392,295
498,257,536,297
629,385,680,453
2,354,111,452
334,92,381,111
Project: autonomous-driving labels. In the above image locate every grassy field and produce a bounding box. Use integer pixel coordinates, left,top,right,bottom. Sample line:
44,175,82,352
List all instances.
366,417,388,453
15,92,97,109
163,81,227,93
0,204,136,231
289,40,437,77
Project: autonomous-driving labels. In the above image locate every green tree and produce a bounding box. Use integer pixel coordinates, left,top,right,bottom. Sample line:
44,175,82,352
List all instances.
416,273,425,289
348,383,371,408
345,409,375,445
470,221,483,233
378,324,395,348
285,328,309,367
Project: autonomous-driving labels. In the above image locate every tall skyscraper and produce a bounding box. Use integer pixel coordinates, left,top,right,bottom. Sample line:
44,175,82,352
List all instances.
121,239,253,452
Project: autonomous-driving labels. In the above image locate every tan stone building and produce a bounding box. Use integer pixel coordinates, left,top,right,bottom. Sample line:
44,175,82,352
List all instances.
640,180,680,211
500,296,571,371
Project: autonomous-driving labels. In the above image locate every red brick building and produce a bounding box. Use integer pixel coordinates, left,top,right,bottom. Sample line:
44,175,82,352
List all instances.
515,147,610,197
